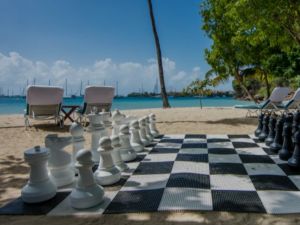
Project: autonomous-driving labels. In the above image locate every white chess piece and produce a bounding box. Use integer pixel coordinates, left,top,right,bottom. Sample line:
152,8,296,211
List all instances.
139,117,150,146
149,113,160,137
130,120,144,152
111,110,125,138
111,135,129,171
100,111,112,136
119,124,137,161
45,134,74,187
145,116,154,142
87,113,106,163
94,137,121,185
70,122,85,167
21,146,57,203
70,149,104,209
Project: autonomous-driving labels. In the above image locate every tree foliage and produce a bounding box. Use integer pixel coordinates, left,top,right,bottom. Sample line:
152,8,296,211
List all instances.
189,0,300,101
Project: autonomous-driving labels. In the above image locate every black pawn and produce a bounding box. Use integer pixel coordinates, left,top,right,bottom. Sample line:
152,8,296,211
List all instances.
279,114,294,160
258,113,270,142
255,113,264,137
288,128,300,168
292,111,300,142
265,114,277,146
270,114,285,153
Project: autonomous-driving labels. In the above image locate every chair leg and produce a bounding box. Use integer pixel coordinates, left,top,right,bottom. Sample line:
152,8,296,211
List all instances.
24,116,30,129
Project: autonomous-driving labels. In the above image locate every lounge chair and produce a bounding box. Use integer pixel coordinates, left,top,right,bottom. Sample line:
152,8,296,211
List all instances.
278,88,300,111
77,86,115,123
234,87,290,117
24,85,64,128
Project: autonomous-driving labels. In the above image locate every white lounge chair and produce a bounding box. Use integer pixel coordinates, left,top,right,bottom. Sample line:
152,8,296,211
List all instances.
235,87,290,117
77,86,115,122
24,85,64,128
278,88,300,111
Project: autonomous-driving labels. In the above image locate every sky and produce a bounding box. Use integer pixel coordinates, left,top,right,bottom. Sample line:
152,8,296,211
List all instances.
0,0,231,96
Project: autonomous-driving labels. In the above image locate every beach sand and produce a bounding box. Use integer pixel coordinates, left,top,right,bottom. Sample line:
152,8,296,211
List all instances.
0,107,299,225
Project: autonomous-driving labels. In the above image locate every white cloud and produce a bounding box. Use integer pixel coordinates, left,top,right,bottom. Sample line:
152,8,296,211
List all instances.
0,51,231,96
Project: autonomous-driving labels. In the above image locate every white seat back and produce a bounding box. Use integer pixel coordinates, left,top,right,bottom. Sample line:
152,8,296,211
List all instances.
26,85,64,105
291,88,300,102
269,87,290,102
84,86,115,104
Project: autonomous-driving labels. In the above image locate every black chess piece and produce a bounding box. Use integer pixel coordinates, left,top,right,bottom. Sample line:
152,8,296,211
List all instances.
279,113,294,160
265,113,277,146
258,113,270,142
255,113,264,137
270,114,285,153
288,128,300,168
292,111,300,142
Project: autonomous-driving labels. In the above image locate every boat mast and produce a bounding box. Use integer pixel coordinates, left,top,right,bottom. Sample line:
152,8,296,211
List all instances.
80,80,83,96
65,78,68,97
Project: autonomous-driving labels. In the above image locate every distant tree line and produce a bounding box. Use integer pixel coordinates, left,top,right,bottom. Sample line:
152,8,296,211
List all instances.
186,0,300,102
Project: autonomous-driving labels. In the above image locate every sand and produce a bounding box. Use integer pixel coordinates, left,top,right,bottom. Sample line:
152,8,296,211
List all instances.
0,107,298,225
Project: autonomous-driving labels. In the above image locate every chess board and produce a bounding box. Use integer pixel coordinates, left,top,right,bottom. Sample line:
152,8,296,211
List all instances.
1,134,300,215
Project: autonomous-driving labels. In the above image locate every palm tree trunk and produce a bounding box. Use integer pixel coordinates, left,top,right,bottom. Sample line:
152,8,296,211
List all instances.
147,0,170,108
263,72,271,98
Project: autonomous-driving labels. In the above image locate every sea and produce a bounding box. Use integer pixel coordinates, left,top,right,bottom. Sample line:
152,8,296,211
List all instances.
0,96,250,115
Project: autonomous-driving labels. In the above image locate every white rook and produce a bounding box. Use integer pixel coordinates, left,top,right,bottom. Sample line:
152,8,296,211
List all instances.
87,113,106,163
21,146,57,203
149,113,159,137
45,134,74,187
70,149,104,209
119,124,137,162
111,136,129,171
70,122,85,167
94,137,121,185
130,120,144,152
139,117,150,146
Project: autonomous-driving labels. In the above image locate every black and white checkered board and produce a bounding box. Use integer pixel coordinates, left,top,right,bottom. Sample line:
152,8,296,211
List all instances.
1,134,300,215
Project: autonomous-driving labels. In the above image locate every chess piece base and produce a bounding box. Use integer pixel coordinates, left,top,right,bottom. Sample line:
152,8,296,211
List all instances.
120,148,137,162
131,143,144,152
70,184,104,209
94,166,121,186
49,164,75,187
270,143,282,153
265,137,274,146
279,148,293,161
21,179,57,203
288,157,300,168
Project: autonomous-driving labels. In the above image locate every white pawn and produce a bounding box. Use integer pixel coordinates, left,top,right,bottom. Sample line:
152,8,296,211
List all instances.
130,120,144,152
70,149,104,209
87,113,106,163
45,134,74,187
111,136,129,171
119,125,137,162
149,113,160,138
111,110,125,138
70,122,85,168
139,118,151,146
21,146,57,203
145,116,154,142
94,137,121,185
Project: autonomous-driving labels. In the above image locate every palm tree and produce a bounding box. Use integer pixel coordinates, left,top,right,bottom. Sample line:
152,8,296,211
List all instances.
147,0,170,108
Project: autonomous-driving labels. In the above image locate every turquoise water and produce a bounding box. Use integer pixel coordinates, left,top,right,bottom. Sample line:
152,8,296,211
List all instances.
0,96,250,115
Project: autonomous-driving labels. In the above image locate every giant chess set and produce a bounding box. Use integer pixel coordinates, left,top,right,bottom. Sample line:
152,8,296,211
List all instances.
1,110,300,215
